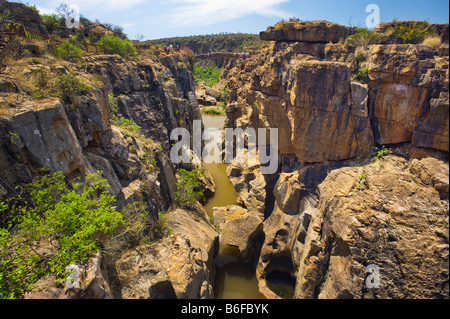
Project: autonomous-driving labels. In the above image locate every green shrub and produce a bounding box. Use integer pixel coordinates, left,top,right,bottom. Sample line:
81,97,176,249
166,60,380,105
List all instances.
202,107,225,115
389,21,433,44
194,61,223,87
354,47,368,63
56,72,88,106
30,68,51,99
8,131,18,145
53,41,83,62
352,66,369,82
0,171,123,299
345,28,381,47
114,116,142,137
373,145,389,161
96,35,138,59
40,14,63,32
174,169,205,208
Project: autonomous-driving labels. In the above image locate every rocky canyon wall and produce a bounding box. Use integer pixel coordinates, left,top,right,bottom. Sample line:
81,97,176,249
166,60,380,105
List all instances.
1,48,218,298
224,21,449,299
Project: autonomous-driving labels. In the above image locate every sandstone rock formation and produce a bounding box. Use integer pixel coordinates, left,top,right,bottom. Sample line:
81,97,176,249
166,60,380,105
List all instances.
0,48,211,299
260,20,355,43
226,22,449,167
256,156,449,299
226,41,375,165
213,205,263,259
0,0,48,37
256,171,316,299
368,44,449,151
10,98,87,177
116,207,219,299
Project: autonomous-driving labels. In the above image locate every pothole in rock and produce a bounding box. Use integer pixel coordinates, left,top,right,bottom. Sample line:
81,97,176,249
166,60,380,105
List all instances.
266,270,296,299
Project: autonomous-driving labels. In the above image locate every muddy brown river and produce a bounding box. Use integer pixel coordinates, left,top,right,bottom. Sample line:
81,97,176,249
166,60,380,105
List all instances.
201,114,265,299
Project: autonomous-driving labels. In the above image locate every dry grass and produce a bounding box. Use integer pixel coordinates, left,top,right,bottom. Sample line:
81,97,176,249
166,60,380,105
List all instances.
422,35,442,47
354,46,369,62
0,93,26,116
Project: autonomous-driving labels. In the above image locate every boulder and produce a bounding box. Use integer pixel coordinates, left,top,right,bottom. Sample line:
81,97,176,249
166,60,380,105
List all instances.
205,86,222,100
213,206,263,259
274,172,305,215
25,253,113,299
226,150,267,218
116,207,219,299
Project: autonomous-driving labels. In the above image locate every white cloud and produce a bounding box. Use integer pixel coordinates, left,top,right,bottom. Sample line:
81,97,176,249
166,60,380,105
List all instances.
166,0,291,26
40,0,150,13
121,22,137,28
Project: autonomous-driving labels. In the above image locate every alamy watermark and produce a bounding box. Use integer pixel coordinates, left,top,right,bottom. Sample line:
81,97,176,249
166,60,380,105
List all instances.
366,4,381,29
365,264,380,289
65,264,80,289
56,3,80,29
170,120,279,175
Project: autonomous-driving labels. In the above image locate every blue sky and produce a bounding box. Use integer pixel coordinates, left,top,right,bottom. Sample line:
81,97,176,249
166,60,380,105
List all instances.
18,0,450,40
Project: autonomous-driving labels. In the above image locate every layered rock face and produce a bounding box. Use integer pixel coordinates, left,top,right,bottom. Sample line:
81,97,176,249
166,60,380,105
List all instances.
0,0,48,37
260,20,355,43
226,22,449,166
226,41,375,165
368,45,449,151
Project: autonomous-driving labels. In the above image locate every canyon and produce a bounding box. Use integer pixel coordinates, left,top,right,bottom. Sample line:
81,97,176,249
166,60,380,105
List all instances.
0,2,448,300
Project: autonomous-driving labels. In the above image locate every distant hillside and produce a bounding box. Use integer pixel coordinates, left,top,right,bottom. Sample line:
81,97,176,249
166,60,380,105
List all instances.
146,33,266,54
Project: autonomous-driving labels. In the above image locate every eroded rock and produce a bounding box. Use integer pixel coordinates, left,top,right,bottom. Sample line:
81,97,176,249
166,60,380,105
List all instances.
213,205,263,259
290,156,449,299
116,207,219,299
226,150,267,218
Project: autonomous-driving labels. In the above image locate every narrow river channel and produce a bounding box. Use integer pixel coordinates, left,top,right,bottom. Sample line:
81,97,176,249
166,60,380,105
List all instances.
201,114,265,299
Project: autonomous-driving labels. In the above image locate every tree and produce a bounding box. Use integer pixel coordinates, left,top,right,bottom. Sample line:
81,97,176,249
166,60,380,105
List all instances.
96,35,138,59
174,169,204,208
0,171,123,299
135,34,145,42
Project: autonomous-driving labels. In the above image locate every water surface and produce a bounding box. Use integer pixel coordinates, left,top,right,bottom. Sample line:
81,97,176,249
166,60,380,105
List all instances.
201,113,264,300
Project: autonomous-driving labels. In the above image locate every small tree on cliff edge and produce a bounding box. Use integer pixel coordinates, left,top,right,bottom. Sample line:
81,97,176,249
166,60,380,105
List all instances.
174,169,204,208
